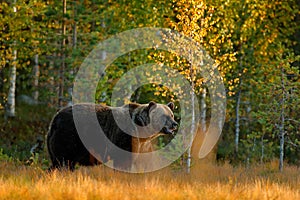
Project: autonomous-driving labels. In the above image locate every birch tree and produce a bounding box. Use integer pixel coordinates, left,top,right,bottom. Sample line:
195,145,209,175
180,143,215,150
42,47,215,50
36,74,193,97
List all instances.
1,0,46,113
160,0,231,171
5,0,17,118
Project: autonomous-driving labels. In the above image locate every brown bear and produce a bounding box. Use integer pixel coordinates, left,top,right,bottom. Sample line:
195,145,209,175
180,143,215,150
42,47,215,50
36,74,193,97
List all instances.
47,101,178,171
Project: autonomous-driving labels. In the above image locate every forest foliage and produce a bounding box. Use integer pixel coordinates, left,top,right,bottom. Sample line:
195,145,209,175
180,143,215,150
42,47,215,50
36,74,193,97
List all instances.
0,0,299,170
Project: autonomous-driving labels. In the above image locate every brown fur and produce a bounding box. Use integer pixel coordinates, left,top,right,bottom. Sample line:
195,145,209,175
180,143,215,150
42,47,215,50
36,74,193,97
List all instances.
47,102,177,171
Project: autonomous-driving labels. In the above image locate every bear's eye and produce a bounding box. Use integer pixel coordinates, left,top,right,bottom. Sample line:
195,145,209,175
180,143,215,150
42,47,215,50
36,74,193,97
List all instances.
167,113,174,119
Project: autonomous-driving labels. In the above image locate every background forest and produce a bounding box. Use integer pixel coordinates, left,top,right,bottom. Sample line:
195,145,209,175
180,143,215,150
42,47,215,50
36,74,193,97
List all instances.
0,0,299,172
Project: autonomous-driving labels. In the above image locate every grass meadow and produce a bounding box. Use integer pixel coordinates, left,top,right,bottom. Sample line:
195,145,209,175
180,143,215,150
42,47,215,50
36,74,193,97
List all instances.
0,160,299,200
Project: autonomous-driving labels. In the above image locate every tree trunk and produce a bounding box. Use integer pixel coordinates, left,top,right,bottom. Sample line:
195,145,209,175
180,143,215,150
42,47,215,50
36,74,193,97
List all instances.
260,134,264,164
6,1,17,118
234,43,244,157
187,89,195,173
58,0,67,108
6,49,17,118
200,87,207,133
49,54,56,106
187,58,196,173
33,54,39,102
67,0,77,107
235,89,241,155
72,0,77,49
279,67,285,172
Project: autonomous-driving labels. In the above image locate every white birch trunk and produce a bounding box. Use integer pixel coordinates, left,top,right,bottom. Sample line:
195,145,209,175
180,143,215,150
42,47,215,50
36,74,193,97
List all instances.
235,89,241,155
6,1,17,118
279,67,285,172
187,88,195,173
6,49,17,117
234,49,244,156
187,52,196,173
200,87,207,133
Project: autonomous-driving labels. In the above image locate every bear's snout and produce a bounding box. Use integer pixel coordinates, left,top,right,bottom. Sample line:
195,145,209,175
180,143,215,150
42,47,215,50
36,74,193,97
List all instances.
160,119,178,135
171,122,178,130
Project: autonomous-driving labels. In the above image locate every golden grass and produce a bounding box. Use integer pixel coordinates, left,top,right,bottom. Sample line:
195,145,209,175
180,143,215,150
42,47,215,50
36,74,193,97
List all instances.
0,161,299,200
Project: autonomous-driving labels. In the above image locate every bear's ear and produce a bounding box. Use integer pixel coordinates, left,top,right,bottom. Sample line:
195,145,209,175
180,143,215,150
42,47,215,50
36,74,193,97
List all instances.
167,102,175,111
147,101,157,113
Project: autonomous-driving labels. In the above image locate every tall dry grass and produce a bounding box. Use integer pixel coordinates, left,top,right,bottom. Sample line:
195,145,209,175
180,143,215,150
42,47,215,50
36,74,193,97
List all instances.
0,161,299,200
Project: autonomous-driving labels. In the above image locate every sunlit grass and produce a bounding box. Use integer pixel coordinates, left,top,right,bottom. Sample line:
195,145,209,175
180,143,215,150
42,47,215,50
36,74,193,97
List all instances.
0,161,299,200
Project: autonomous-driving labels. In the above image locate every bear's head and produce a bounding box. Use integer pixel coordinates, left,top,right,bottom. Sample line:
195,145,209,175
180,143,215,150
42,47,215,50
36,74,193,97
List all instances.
132,101,178,137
